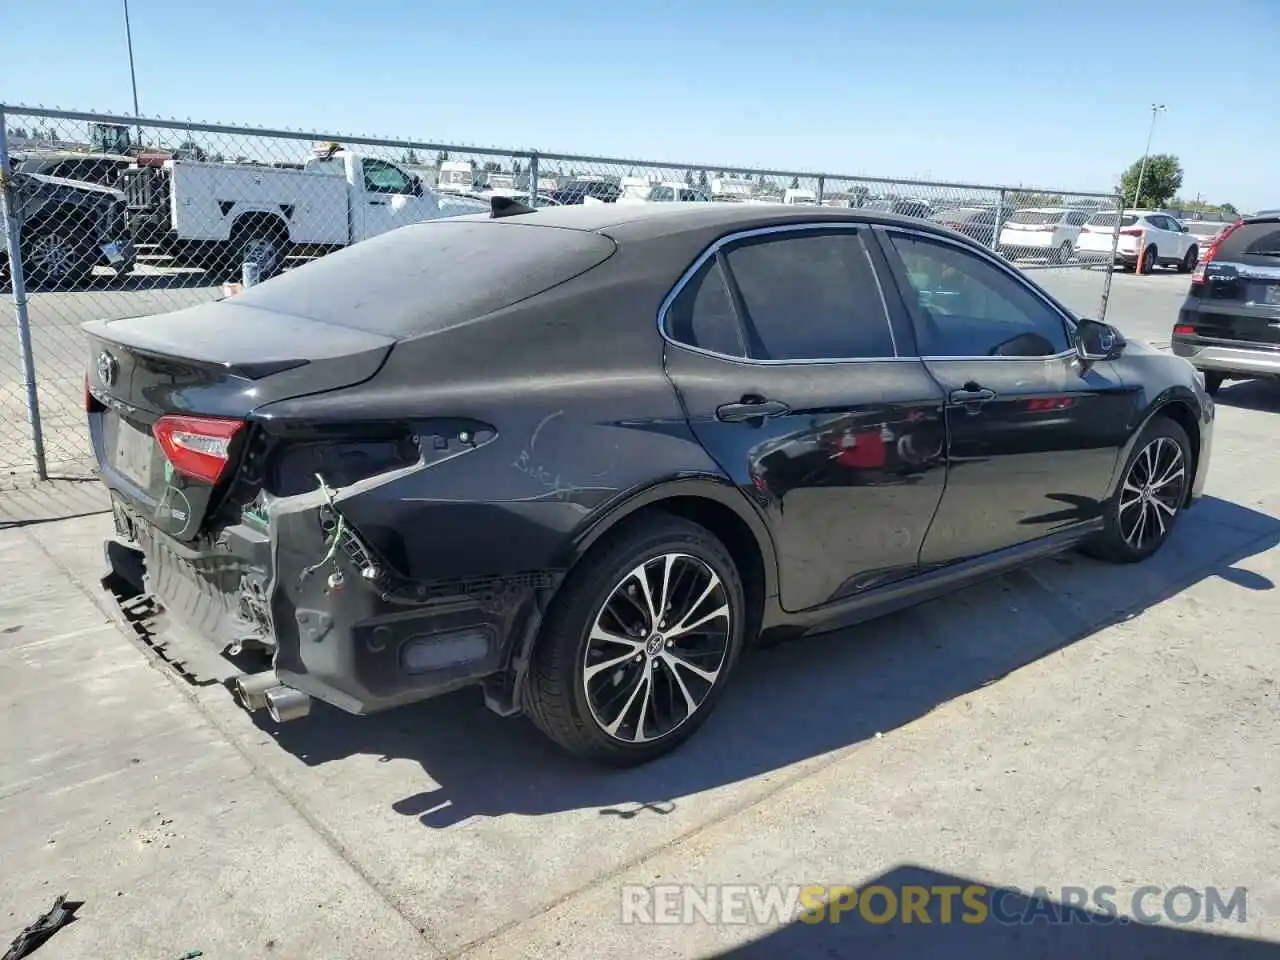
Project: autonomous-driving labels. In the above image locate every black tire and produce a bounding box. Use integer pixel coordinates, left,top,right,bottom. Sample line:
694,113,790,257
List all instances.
1179,246,1198,273
22,229,95,288
1141,245,1159,274
1202,371,1224,395
227,217,287,281
1054,241,1072,264
525,514,746,766
1083,416,1192,564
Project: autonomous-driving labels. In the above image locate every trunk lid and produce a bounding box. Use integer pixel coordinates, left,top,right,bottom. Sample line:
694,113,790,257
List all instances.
85,298,395,539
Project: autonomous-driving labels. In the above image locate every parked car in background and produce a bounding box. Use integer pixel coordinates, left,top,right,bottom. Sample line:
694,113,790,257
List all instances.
934,206,1003,248
1172,214,1280,394
13,151,134,188
88,200,1213,766
549,178,623,204
646,183,712,202
0,170,135,288
1075,210,1200,273
999,207,1092,263
1180,219,1237,260
861,197,934,219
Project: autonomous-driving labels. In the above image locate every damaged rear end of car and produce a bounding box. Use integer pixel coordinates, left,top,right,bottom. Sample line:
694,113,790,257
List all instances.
87,216,619,722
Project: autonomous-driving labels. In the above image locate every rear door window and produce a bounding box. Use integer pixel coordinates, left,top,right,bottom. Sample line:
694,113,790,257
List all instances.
665,259,745,357
722,230,896,360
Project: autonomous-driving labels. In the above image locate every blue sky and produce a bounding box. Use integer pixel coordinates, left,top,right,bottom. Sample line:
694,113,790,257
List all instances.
4,0,1276,209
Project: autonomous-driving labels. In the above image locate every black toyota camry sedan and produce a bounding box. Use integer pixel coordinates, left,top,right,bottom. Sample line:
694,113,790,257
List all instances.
86,199,1214,766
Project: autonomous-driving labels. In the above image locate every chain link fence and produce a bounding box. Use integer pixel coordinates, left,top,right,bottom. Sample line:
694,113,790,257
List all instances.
1,105,1122,485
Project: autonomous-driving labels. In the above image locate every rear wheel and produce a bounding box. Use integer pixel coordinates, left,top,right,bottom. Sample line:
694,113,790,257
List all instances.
525,515,745,766
227,217,288,281
1141,245,1159,274
1083,417,1191,563
1054,240,1072,264
1179,246,1198,273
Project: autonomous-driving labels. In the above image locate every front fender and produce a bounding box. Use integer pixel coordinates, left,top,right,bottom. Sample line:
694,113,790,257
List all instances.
1104,383,1211,504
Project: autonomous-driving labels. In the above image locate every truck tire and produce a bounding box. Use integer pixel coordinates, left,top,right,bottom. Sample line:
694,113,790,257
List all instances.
228,217,288,281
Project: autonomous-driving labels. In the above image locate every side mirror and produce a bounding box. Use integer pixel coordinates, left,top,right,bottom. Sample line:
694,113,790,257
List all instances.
1075,318,1125,362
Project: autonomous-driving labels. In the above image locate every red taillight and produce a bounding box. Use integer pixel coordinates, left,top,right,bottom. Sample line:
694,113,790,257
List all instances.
1173,324,1196,335
84,374,104,414
152,414,244,484
1119,228,1143,236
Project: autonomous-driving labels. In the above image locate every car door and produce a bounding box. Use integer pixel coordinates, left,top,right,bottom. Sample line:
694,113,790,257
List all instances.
873,226,1139,567
354,158,425,241
1150,215,1181,261
662,223,949,611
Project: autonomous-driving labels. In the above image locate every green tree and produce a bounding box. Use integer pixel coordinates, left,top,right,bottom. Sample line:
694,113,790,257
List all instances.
512,159,523,175
790,176,800,189
436,150,450,166
684,169,694,186
482,160,501,173
176,140,207,161
697,169,709,189
403,148,420,164
1118,154,1183,209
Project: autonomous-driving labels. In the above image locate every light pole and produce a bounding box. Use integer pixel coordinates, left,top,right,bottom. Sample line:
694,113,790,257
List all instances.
1132,103,1166,209
123,0,141,146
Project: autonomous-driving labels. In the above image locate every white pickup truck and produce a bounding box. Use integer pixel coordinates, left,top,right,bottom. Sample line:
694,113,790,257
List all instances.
122,146,487,278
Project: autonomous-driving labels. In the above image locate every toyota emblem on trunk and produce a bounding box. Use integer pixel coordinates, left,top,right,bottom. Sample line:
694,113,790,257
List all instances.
96,351,118,387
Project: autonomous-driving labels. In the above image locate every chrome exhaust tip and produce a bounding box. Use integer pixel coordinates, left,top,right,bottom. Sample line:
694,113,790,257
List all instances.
233,670,279,712
264,685,312,723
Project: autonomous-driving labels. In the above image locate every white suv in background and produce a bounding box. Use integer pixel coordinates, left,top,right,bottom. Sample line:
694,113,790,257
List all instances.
1074,210,1201,273
998,207,1092,262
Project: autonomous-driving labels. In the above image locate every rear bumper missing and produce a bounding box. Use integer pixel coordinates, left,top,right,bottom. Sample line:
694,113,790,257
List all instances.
106,490,559,719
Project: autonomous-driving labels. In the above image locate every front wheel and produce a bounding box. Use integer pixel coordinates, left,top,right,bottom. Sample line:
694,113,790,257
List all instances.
1054,240,1072,264
1083,417,1192,563
525,515,745,765
1179,246,1199,273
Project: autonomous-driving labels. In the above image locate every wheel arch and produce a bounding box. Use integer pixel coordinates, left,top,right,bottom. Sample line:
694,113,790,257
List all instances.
507,476,780,713
1107,389,1204,507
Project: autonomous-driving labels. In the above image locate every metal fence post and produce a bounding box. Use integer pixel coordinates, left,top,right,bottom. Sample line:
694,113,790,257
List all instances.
0,109,48,480
992,188,1004,253
1097,193,1126,322
528,152,539,206
816,176,825,205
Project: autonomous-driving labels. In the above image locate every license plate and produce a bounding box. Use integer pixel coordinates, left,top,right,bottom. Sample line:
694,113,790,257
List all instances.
101,242,125,265
1264,285,1280,306
114,420,154,486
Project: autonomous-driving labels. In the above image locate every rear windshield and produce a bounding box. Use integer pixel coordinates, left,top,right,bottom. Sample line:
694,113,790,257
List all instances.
1009,210,1064,225
1214,221,1280,260
228,219,617,337
1086,213,1138,228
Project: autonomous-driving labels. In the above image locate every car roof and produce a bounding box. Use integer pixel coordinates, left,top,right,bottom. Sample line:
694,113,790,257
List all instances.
484,199,956,240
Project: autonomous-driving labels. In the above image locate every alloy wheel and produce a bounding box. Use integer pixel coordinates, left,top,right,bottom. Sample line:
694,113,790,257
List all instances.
242,236,279,274
30,234,75,280
582,552,731,744
1118,436,1187,551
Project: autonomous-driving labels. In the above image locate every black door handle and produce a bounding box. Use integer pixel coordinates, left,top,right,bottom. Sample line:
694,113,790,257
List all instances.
368,199,389,206
949,386,996,404
716,398,791,422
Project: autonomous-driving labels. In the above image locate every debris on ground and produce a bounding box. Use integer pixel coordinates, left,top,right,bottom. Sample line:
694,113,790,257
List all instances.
1,895,81,960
